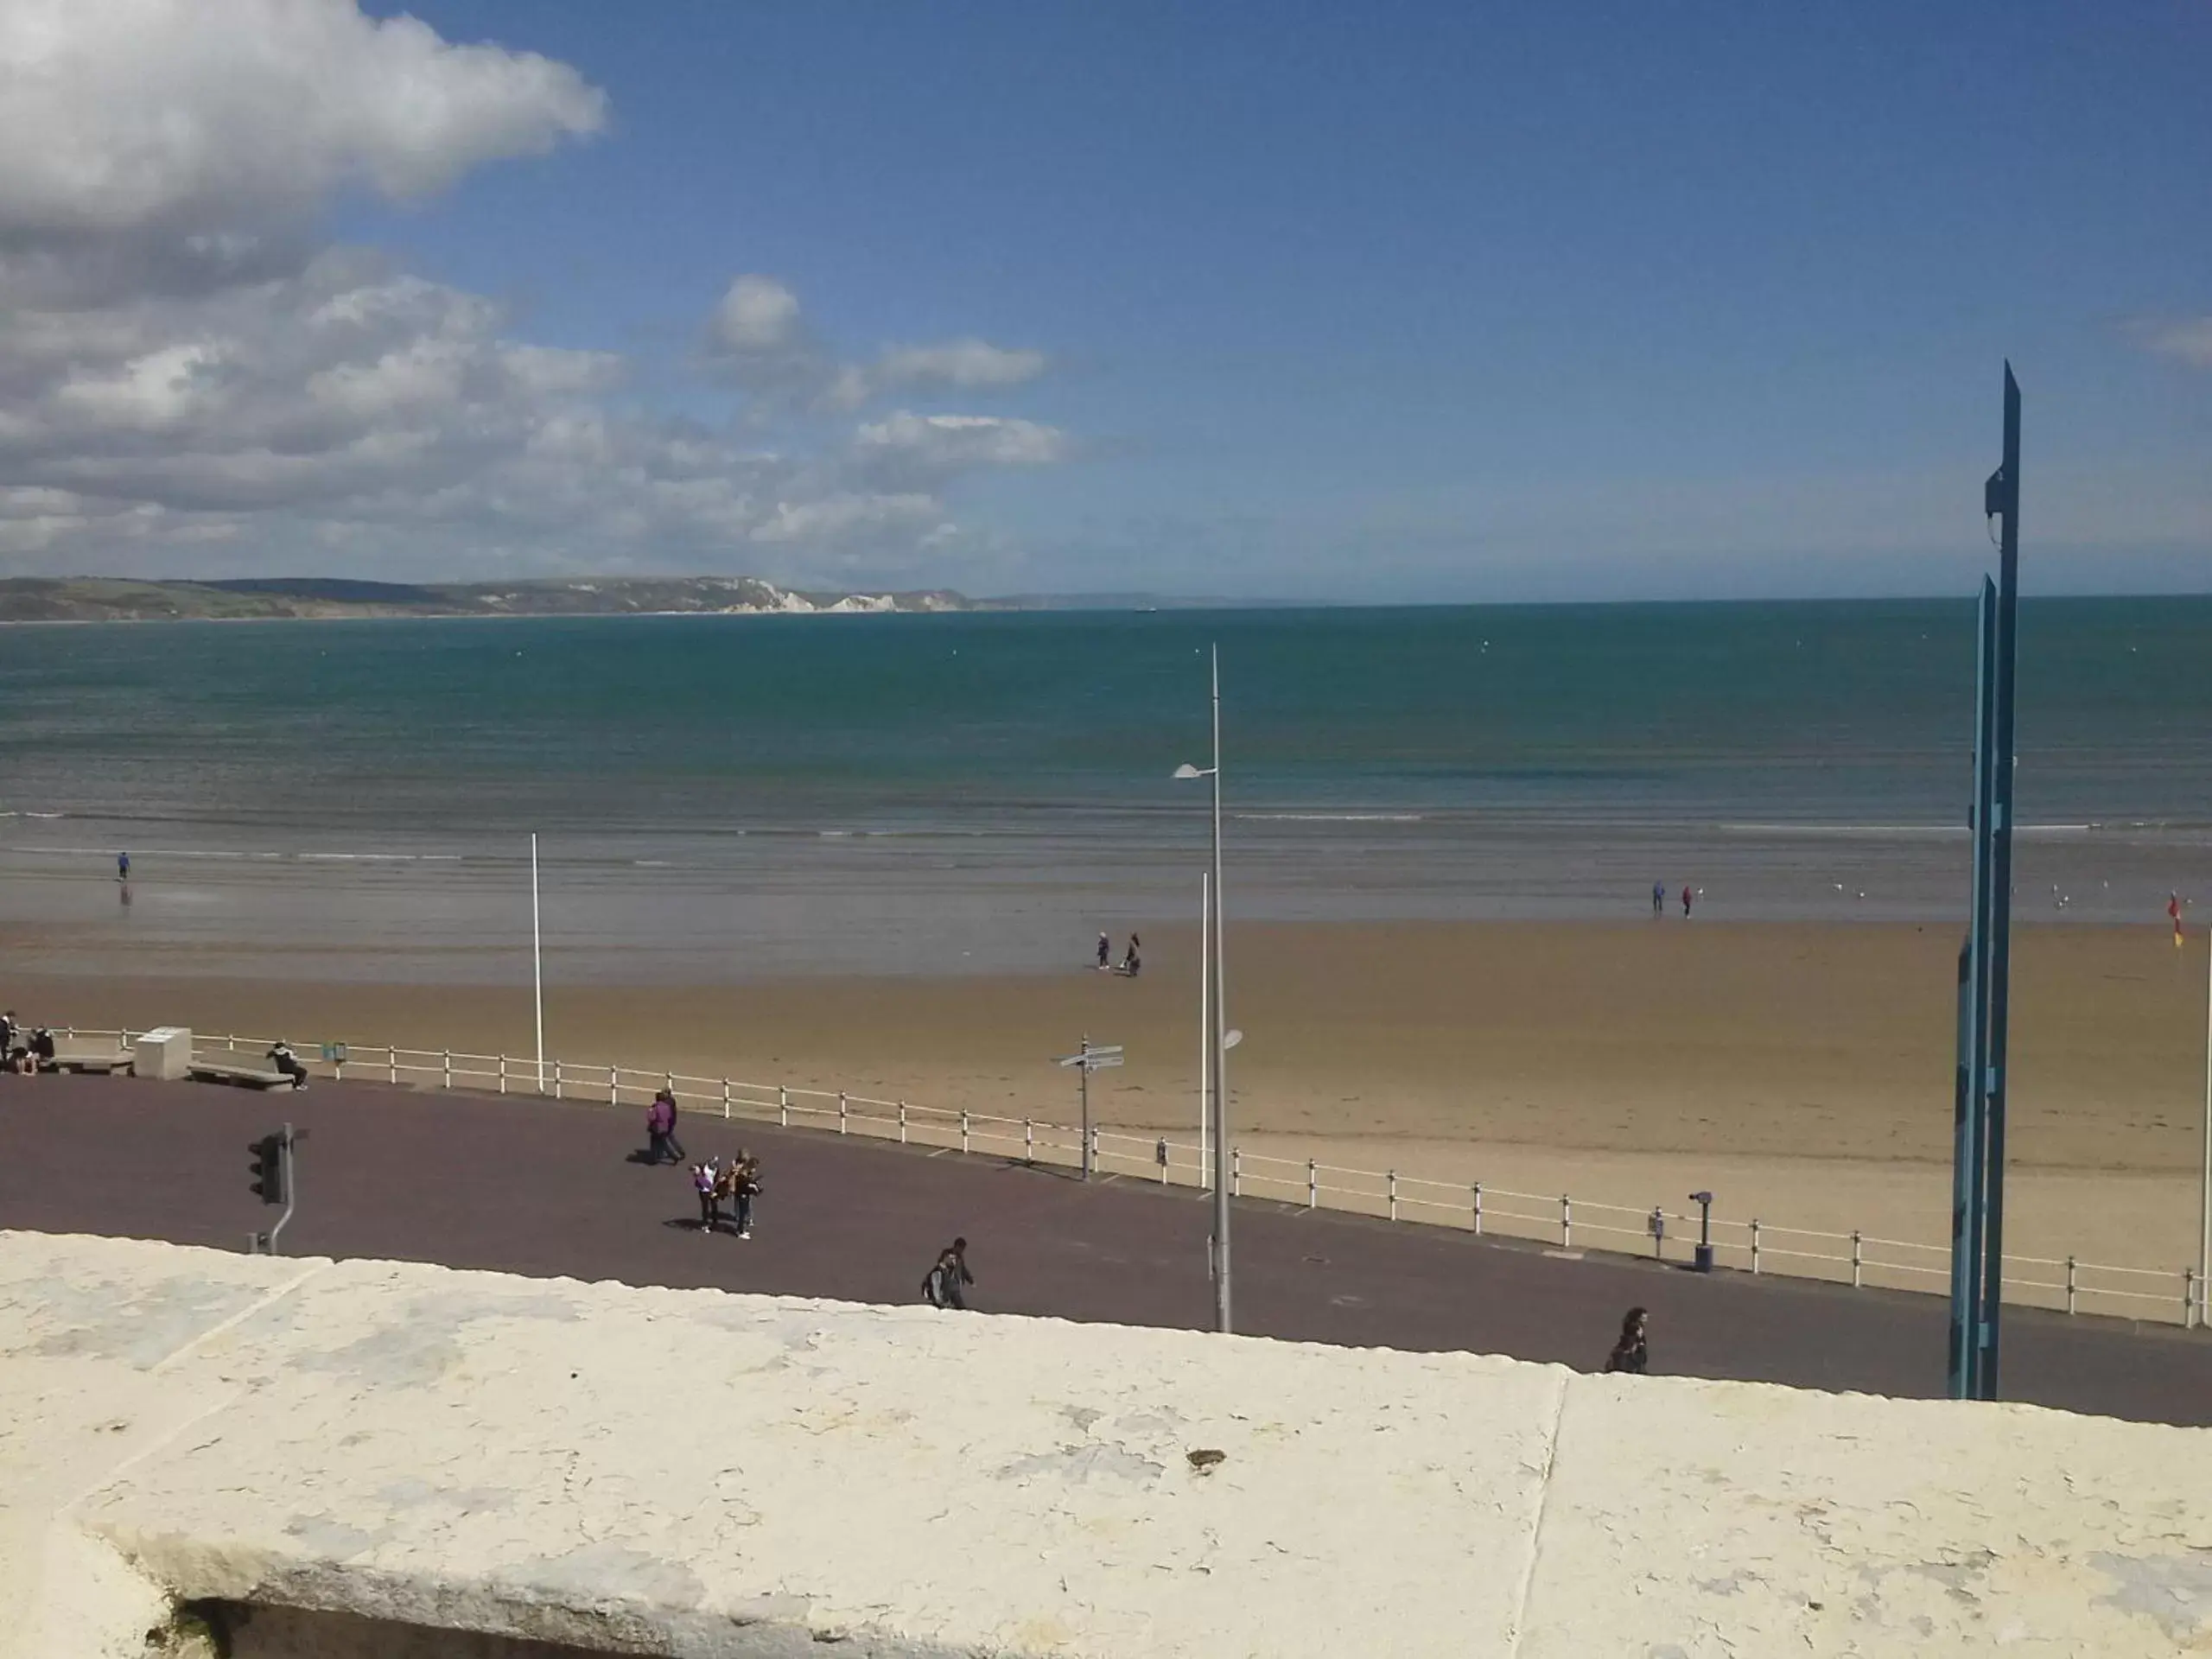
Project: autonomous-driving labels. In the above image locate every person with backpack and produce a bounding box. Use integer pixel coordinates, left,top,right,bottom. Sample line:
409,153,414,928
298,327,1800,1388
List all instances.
921,1237,975,1309
1604,1306,1649,1375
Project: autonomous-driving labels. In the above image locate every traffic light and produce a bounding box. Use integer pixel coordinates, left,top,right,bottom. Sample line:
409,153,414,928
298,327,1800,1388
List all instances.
249,1133,286,1206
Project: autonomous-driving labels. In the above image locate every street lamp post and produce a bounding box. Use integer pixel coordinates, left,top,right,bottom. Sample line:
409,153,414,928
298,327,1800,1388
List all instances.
1175,645,1231,1334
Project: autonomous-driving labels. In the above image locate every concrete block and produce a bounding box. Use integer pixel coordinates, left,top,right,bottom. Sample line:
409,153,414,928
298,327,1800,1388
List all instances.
134,1027,192,1082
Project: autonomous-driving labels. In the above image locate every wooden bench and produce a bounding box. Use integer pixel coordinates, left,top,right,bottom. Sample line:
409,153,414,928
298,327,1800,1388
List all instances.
49,1042,133,1076
187,1061,302,1091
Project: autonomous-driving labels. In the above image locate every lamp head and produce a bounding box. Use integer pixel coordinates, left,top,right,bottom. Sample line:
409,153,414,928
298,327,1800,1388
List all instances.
1173,763,1205,780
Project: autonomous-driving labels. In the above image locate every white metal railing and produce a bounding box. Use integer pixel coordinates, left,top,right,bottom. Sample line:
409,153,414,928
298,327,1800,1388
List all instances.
54,1024,2212,1330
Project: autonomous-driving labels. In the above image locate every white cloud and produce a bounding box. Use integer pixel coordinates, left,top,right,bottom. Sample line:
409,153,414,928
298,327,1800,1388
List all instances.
2143,317,2212,370
0,3,1072,584
700,275,1049,413
874,339,1048,391
0,0,605,242
855,412,1070,475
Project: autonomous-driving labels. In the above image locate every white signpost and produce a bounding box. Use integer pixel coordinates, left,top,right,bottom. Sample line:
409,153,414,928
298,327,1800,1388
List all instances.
1055,1035,1123,1180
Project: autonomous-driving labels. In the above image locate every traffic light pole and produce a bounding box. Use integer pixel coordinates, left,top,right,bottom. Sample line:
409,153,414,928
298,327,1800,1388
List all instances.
249,1124,302,1255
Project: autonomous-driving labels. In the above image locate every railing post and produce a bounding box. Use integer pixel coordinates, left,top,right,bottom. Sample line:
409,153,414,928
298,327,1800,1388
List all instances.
899,1100,908,1144
554,1058,563,1101
1751,1218,1762,1275
664,1071,674,1097
387,1046,397,1084
779,1086,789,1128
1851,1230,1863,1288
609,1065,619,1105
498,1054,507,1095
442,1050,452,1090
722,1078,732,1120
1024,1118,1034,1163
2066,1255,2078,1315
1387,1169,1399,1222
1231,1147,1243,1198
2186,1268,2197,1328
1471,1182,1483,1235
1560,1195,1572,1250
961,1109,970,1154
1308,1159,1319,1210
1088,1125,1099,1171
840,1091,849,1135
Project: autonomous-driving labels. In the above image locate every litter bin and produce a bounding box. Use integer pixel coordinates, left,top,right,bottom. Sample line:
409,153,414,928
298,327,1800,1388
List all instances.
1693,1243,1714,1274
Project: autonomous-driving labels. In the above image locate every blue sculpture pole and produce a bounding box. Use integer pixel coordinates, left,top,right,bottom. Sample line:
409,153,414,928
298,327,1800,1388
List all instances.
1949,581,1997,1399
1951,365,2021,1402
1979,365,2022,1399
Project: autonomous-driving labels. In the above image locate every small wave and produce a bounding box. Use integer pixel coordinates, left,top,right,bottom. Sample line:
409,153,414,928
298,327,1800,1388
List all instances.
0,810,67,819
1238,812,1425,823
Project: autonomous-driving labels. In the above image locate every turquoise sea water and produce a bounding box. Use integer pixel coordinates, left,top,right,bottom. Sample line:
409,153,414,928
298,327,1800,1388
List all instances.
3,598,2209,979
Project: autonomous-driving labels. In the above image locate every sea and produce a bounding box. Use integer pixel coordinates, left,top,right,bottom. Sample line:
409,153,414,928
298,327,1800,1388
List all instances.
3,597,2209,982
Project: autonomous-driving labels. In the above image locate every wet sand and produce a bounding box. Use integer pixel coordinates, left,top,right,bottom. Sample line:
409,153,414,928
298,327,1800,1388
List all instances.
5,921,2206,1278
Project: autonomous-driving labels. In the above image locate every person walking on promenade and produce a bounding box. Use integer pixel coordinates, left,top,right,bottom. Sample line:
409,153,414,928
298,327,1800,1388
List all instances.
1604,1306,1649,1375
922,1237,975,1309
267,1039,308,1090
692,1158,721,1233
652,1087,687,1164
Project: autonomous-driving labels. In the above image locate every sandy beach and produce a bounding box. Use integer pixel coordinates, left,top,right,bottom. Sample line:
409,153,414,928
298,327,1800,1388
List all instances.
6,919,2205,1285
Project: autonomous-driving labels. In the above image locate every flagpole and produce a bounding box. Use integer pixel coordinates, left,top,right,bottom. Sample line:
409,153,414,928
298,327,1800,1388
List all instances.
531,832,545,1094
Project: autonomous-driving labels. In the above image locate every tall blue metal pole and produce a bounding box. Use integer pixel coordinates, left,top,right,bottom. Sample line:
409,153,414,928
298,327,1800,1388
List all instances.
1948,580,1997,1399
1979,364,2022,1400
1951,366,2022,1401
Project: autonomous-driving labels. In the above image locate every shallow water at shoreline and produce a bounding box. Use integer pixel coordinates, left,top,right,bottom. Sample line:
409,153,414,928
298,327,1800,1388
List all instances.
4,598,2209,977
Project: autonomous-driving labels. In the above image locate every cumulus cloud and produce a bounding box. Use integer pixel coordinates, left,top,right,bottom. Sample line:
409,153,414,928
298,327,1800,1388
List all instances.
700,274,1048,412
2142,317,2212,370
0,0,606,304
0,1,1071,583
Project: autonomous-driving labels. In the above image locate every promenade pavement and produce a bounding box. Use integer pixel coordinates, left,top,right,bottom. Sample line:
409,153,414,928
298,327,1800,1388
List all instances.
3,1072,2208,1426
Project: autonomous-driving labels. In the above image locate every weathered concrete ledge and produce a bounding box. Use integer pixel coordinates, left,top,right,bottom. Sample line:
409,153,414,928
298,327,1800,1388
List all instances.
2,1230,2207,1656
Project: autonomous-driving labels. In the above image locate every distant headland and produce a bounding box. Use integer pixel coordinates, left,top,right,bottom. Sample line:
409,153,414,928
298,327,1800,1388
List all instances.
0,575,988,624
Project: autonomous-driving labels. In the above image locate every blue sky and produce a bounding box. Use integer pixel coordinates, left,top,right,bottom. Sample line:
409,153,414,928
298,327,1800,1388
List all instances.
5,3,2207,599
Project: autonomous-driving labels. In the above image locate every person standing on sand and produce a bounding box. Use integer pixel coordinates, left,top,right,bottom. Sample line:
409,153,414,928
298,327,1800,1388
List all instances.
1096,932,1111,969
1604,1307,1649,1374
1681,885,1694,918
2171,893,2185,949
117,851,130,882
1651,881,1665,917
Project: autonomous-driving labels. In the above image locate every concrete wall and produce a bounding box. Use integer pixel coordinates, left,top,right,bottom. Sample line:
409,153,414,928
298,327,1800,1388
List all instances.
2,1230,2207,1657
